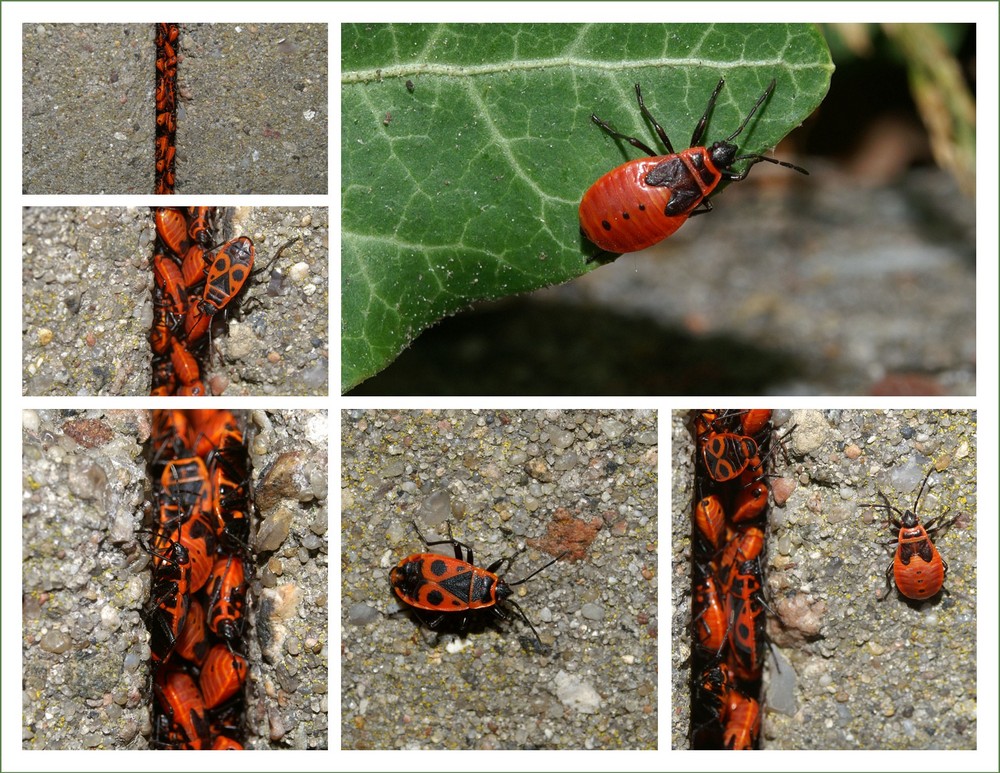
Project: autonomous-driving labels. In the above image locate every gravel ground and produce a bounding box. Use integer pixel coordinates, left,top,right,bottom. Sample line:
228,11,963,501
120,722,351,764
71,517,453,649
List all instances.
21,409,329,750
22,23,328,195
671,408,977,750
341,409,658,750
349,166,975,397
22,206,329,396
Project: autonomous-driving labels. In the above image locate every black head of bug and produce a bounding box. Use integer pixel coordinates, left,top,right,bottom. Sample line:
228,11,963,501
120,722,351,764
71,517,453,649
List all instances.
703,78,809,180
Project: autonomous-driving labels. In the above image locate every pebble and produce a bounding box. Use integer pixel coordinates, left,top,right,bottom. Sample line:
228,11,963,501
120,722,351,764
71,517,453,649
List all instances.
299,359,327,389
100,605,121,631
553,670,602,714
553,450,578,471
790,410,830,456
256,451,307,510
268,709,286,741
304,413,328,444
255,505,294,552
224,320,256,359
22,410,40,432
39,629,71,654
418,490,450,526
67,459,108,502
309,508,328,536
525,457,552,482
548,427,575,449
765,647,798,715
288,261,310,282
599,418,626,439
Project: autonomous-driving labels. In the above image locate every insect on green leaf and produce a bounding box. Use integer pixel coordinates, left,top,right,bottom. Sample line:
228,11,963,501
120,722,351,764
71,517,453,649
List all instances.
341,23,833,392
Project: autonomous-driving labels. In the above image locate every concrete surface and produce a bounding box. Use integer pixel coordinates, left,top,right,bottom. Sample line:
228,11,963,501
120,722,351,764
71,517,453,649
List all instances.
341,409,659,750
21,408,329,750
22,23,327,194
671,408,977,750
22,206,329,396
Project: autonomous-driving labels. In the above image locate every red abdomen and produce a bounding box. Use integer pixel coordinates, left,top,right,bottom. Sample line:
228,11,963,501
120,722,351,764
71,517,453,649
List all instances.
893,527,946,600
580,150,720,254
580,158,684,253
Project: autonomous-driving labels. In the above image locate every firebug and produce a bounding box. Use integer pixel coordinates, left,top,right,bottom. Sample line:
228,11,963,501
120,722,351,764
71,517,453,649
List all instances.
390,521,565,650
580,78,807,255
863,467,958,601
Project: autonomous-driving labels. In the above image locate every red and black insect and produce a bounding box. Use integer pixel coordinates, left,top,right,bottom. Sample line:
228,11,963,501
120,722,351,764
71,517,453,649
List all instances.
699,430,759,483
157,510,217,594
390,522,565,650
724,558,767,683
717,526,765,595
731,478,769,523
155,207,192,257
199,643,248,709
864,467,957,601
144,538,192,663
154,667,211,749
722,690,761,750
190,407,246,457
694,493,726,553
186,206,214,246
198,237,256,317
206,554,248,642
172,597,211,667
153,253,190,317
692,563,727,654
580,78,807,255
150,409,192,468
739,409,773,438
184,235,267,344
159,456,212,514
205,457,252,554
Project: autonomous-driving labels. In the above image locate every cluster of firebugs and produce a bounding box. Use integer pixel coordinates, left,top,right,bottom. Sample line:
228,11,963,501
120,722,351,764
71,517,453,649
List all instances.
154,22,179,195
145,408,252,749
689,409,774,750
150,207,256,395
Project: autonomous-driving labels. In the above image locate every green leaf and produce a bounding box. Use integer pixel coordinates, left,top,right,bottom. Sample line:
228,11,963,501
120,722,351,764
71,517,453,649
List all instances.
342,23,833,392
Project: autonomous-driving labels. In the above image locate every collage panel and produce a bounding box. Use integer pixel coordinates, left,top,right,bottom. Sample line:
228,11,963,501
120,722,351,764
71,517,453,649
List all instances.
343,22,974,397
341,409,658,750
672,409,977,750
22,206,329,397
22,23,328,195
20,408,329,750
